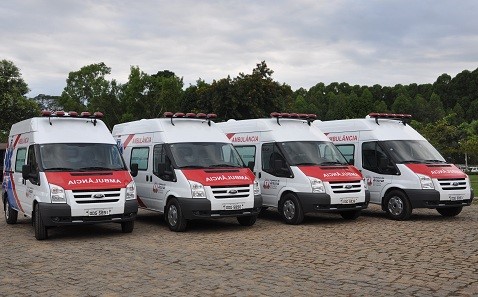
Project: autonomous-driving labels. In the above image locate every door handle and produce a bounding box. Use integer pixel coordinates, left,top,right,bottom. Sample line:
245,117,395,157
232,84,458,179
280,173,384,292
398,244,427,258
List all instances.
258,172,261,178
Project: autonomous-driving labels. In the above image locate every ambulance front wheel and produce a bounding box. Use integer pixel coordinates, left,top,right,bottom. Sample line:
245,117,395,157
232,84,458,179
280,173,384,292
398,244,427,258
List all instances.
280,193,304,225
34,204,48,240
384,190,412,221
166,198,188,232
437,206,463,217
237,215,257,226
121,220,134,233
4,198,18,224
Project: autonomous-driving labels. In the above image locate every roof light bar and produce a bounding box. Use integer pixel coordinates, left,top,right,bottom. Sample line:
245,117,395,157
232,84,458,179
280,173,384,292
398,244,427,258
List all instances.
68,111,78,117
41,110,103,118
185,113,196,118
270,112,317,125
368,112,412,125
163,111,217,126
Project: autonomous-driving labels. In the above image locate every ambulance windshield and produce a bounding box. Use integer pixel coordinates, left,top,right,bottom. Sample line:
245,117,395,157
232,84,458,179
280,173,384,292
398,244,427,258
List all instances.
280,141,348,166
380,140,446,164
169,142,245,168
40,143,127,171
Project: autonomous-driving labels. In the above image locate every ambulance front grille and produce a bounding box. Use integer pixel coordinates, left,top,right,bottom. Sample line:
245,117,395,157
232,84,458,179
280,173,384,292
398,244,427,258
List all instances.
329,180,362,194
437,178,467,191
72,188,121,204
210,185,251,199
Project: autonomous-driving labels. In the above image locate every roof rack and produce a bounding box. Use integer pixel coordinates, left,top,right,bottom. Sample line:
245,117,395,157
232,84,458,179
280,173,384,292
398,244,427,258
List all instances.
41,110,104,126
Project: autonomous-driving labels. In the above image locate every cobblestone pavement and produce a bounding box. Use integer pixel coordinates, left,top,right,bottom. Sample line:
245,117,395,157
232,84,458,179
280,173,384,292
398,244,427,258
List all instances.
1,204,477,297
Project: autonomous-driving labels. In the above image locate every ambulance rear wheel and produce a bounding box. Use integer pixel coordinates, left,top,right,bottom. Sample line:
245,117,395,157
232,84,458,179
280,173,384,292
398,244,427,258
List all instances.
4,198,18,224
121,221,134,233
340,210,361,220
166,198,187,232
280,193,304,225
34,204,48,240
385,190,412,221
437,206,463,217
237,215,257,226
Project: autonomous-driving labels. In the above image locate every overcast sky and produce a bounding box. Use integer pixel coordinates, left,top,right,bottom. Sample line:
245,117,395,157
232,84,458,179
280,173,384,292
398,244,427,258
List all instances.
2,0,478,97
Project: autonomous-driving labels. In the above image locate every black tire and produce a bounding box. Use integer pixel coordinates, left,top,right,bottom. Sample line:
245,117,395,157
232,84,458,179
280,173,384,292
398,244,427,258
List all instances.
237,215,257,226
437,206,463,217
165,198,187,232
121,220,134,233
4,198,18,224
340,210,361,220
34,204,48,240
280,193,304,225
384,190,412,221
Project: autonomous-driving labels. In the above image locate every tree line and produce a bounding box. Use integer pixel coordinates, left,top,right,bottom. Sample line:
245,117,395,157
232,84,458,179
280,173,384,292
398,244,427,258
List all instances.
1,59,478,165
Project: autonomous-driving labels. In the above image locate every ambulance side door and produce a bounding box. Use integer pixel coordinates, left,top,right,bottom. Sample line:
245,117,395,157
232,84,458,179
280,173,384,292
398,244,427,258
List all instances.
259,143,291,207
130,146,152,209
151,144,173,211
361,141,397,204
12,146,28,213
22,144,41,215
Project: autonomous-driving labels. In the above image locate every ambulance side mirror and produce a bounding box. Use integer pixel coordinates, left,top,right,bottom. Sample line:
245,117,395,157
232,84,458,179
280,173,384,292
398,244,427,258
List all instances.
22,165,31,180
158,163,174,181
247,161,255,171
130,163,139,177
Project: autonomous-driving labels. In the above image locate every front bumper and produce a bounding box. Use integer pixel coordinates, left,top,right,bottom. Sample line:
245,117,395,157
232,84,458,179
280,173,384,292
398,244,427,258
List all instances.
177,195,262,220
296,191,369,214
38,200,138,227
405,189,474,209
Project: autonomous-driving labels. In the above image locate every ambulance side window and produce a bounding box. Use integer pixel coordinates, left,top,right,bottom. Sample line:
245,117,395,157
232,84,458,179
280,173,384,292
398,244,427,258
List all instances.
26,145,40,184
235,146,256,167
362,142,397,175
131,147,149,171
262,143,290,177
336,144,355,165
15,148,27,172
153,144,175,181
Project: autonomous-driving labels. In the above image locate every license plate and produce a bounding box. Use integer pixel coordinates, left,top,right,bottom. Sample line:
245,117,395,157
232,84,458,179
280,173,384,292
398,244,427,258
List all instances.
340,198,357,204
449,195,464,201
86,209,111,216
223,203,243,210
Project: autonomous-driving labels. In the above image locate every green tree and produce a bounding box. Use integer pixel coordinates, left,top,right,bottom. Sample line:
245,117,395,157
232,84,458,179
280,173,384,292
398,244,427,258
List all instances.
0,60,40,141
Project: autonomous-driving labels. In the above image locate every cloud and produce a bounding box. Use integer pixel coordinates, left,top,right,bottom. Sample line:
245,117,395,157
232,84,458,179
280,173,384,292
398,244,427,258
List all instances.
1,0,478,96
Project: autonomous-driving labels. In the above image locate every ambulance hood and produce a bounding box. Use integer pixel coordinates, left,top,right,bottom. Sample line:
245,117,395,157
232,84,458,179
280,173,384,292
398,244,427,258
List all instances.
404,164,467,179
45,171,132,190
182,168,255,186
297,165,363,182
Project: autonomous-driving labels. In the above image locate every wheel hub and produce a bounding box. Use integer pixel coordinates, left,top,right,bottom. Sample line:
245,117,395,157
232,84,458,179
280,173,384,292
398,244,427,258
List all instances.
168,205,178,226
283,200,296,220
388,196,403,216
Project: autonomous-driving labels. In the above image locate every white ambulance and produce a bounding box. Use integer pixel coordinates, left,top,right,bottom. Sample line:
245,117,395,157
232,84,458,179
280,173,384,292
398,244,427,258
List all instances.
316,113,474,220
2,111,138,240
112,112,262,232
217,113,369,225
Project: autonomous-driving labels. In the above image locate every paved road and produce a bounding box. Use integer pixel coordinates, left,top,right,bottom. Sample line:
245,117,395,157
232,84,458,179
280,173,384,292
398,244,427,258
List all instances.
1,204,477,296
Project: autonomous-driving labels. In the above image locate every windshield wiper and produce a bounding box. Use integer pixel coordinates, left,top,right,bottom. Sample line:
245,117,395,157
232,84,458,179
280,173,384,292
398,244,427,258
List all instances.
44,167,76,171
208,164,241,168
319,161,346,166
78,166,113,171
401,160,423,164
179,165,205,169
424,159,446,164
295,162,319,166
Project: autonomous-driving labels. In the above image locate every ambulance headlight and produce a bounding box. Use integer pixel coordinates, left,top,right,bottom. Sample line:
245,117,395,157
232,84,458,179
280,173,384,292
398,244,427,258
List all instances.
309,177,325,193
49,184,66,203
253,179,261,196
189,181,206,198
417,174,434,189
126,181,136,200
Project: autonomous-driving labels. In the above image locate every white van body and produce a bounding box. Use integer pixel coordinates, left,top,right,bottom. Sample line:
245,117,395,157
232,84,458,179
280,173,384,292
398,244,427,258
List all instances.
112,113,262,232
217,114,369,224
2,112,138,240
316,113,474,220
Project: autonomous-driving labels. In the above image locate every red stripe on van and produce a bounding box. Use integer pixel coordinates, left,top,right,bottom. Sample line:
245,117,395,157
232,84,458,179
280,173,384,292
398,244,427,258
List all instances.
298,165,362,182
182,168,254,186
45,171,132,190
123,134,135,149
